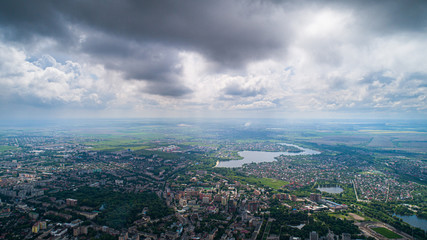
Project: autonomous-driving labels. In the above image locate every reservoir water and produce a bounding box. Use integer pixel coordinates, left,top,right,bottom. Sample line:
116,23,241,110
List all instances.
215,143,320,168
317,186,344,194
393,214,427,232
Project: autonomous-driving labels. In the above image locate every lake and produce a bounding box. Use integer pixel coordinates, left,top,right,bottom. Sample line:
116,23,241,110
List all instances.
394,214,427,231
317,186,344,194
215,143,320,168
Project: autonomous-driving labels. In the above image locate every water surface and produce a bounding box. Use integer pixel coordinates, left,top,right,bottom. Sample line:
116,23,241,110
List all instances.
317,186,344,194
215,143,320,168
394,214,427,231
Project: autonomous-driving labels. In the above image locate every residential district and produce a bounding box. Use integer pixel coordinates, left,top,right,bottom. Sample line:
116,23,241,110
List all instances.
0,136,426,240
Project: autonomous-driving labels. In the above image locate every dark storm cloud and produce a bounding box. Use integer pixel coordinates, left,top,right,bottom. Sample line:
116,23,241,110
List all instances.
144,82,193,97
1,0,427,101
0,0,283,65
0,0,285,97
0,1,73,43
60,0,284,67
2,0,426,60
343,0,427,34
81,33,190,96
82,35,181,82
82,36,193,98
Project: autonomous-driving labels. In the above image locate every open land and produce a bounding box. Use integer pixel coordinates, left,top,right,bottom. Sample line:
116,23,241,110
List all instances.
372,227,403,239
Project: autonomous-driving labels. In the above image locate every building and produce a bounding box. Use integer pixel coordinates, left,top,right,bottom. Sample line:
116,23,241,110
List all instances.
118,232,128,240
342,233,351,240
52,228,68,237
291,195,297,201
310,231,318,240
221,196,228,206
32,221,47,234
78,211,98,219
32,223,39,233
179,198,187,207
29,212,39,220
39,221,47,230
248,201,259,213
310,193,321,202
80,226,88,235
73,227,81,237
327,231,335,240
66,198,78,206
209,228,218,240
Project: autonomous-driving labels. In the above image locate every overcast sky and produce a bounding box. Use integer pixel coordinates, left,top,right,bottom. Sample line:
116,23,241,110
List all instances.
1,0,427,119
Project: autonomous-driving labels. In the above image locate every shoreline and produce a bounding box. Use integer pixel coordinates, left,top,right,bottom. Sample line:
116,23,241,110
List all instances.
213,143,320,168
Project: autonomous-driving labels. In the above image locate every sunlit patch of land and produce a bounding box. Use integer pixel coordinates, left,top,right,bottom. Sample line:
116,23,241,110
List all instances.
348,213,365,221
84,139,150,151
230,175,289,190
361,170,385,175
371,227,402,239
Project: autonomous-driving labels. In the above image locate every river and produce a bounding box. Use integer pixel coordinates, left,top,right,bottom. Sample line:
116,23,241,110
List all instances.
215,143,320,168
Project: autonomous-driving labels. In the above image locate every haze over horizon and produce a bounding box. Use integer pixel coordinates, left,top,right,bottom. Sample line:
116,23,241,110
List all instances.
1,0,427,120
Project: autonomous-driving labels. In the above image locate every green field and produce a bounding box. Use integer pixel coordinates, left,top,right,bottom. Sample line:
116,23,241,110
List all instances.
0,145,17,152
259,178,289,189
231,175,288,189
372,227,402,239
84,138,151,151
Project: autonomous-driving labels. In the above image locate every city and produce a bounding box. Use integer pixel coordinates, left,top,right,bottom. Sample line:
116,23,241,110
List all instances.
1,0,427,239
0,119,426,240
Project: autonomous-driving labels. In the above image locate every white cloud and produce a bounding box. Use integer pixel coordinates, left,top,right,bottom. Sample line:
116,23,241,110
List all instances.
231,101,276,110
0,43,120,110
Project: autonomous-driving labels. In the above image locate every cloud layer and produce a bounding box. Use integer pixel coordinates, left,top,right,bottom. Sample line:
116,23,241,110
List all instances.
0,0,426,118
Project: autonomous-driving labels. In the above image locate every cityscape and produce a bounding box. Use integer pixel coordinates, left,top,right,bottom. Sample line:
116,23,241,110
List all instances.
1,0,427,240
0,119,426,240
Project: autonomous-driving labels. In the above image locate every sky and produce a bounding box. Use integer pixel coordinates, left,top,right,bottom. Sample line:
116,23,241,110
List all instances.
0,0,427,119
